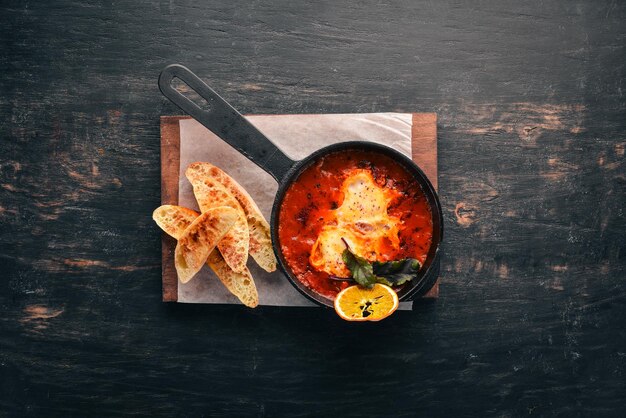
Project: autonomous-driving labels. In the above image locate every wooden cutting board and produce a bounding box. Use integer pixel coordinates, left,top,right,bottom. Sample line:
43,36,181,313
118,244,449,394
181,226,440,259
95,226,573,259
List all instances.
160,113,439,303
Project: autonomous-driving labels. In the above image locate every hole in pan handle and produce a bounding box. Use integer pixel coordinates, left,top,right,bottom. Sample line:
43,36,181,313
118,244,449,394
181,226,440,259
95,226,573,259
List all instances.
158,64,296,182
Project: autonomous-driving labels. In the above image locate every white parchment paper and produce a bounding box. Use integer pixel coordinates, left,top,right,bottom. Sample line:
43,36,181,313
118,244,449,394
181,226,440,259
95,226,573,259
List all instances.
177,113,413,308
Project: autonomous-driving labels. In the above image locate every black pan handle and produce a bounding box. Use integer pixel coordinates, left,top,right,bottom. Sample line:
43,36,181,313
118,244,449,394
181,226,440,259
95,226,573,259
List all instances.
158,64,296,182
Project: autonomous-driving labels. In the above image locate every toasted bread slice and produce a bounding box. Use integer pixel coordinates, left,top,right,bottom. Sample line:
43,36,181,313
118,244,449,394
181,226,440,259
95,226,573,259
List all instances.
174,206,237,284
186,162,277,272
187,174,249,274
206,250,259,308
153,205,259,307
152,205,198,239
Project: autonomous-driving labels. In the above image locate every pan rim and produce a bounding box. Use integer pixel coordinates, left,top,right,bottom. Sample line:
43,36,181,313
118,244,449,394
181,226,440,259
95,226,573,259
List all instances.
270,140,444,308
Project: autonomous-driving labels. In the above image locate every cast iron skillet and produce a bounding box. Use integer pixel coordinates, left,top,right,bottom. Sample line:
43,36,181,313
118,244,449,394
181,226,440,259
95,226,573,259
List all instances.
159,64,443,307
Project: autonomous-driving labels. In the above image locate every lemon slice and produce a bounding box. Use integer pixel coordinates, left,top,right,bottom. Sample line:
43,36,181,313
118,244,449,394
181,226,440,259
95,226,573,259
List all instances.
334,283,399,321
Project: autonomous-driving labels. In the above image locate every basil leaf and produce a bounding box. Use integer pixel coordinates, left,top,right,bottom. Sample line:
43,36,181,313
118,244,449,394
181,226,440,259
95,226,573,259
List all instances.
342,249,377,288
372,258,421,286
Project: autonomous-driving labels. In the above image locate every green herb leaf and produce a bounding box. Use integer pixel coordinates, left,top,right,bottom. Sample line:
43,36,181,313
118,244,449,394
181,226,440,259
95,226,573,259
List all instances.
340,238,422,289
342,249,377,288
372,258,422,286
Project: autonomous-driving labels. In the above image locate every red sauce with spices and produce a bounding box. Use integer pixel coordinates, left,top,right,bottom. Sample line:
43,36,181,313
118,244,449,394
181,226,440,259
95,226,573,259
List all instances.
278,150,433,299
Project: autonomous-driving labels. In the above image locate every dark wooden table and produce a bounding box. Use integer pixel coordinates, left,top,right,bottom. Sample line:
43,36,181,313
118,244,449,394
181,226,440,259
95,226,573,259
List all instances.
1,1,624,416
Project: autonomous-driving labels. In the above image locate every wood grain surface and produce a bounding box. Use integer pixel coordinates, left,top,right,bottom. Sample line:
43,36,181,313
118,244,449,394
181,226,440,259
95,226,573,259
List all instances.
1,1,625,416
160,114,439,302
159,116,182,303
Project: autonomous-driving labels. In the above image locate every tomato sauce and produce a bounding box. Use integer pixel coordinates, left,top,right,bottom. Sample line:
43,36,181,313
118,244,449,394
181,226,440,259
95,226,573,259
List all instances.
278,150,433,299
